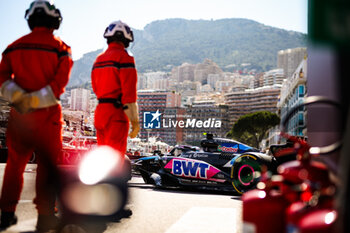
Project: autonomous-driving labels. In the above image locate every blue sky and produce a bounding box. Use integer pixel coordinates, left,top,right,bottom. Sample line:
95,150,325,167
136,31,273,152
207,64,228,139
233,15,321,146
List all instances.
0,0,308,60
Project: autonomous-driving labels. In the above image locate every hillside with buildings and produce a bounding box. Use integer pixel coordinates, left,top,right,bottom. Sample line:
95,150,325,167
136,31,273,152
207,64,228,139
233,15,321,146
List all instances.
0,18,309,148
68,18,306,87
62,47,307,147
0,44,307,148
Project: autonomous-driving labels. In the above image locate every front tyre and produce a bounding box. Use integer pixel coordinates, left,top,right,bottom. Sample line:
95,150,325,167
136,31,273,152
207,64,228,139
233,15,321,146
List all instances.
140,170,154,184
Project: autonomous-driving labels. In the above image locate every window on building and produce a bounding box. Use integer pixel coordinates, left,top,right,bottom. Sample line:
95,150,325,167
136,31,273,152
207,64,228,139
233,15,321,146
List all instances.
298,85,305,97
298,113,304,125
298,128,304,136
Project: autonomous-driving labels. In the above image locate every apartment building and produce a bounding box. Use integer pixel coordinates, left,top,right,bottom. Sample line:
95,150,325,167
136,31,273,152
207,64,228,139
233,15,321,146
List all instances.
137,90,181,145
263,68,285,86
278,57,307,136
183,104,230,145
262,57,307,151
225,85,281,127
70,88,91,112
171,63,196,83
277,47,307,78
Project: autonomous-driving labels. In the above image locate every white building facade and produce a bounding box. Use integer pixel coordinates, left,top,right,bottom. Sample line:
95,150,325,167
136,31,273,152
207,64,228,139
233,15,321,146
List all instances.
263,68,285,86
70,88,91,112
278,57,307,136
277,47,307,79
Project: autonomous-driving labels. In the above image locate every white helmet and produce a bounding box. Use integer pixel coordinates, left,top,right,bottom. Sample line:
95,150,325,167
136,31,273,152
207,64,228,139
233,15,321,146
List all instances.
104,21,134,43
25,0,62,30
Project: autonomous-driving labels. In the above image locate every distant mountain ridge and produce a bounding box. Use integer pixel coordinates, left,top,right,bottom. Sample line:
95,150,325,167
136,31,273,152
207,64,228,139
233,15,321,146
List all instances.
68,18,306,87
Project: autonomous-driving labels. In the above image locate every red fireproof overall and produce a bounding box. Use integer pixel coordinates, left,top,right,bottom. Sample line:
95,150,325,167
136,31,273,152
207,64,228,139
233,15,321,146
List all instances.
0,27,73,215
91,42,137,157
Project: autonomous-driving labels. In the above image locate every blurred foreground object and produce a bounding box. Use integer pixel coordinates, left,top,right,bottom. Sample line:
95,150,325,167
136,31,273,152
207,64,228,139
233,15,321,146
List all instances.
308,1,350,232
58,146,129,232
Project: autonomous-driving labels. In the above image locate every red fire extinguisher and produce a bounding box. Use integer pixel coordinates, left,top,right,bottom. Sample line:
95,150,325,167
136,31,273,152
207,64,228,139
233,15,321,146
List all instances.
242,96,342,233
276,135,338,233
297,209,337,233
242,134,311,233
285,184,336,233
242,134,337,233
278,97,342,233
242,174,290,233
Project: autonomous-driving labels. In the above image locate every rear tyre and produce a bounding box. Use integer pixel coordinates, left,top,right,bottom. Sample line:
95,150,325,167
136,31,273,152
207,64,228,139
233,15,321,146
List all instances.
231,152,274,194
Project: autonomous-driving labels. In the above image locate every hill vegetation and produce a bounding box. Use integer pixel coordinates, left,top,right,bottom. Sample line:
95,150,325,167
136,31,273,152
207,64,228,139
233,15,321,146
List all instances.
68,18,307,87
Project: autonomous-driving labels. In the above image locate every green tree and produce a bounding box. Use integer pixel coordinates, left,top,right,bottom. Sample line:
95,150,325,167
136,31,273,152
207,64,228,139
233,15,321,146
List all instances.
227,111,280,148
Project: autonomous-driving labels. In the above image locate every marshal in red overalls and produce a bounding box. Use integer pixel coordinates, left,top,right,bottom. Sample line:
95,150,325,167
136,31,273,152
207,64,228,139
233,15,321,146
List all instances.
91,21,139,158
0,27,73,214
0,2,72,230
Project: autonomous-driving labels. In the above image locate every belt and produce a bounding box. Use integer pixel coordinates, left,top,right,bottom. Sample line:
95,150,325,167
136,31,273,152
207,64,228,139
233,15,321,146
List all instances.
98,98,128,109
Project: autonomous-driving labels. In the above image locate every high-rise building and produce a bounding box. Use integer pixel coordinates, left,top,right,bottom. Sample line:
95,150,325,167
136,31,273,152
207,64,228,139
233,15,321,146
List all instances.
137,90,181,145
263,68,285,86
262,57,308,151
138,71,169,90
278,57,307,136
194,59,223,85
171,59,223,85
153,78,169,90
207,73,223,90
171,63,196,83
70,88,91,112
183,104,230,145
254,73,265,89
277,47,307,78
215,80,234,93
224,85,281,127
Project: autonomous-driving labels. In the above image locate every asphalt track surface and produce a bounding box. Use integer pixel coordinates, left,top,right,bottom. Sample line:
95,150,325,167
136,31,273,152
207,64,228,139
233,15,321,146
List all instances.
0,164,243,233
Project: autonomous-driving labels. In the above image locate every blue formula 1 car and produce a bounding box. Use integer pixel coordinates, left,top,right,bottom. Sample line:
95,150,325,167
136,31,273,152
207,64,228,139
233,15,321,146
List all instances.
133,134,277,194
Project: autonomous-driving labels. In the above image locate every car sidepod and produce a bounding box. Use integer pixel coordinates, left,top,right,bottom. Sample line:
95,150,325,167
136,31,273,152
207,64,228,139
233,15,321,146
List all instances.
162,157,232,188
